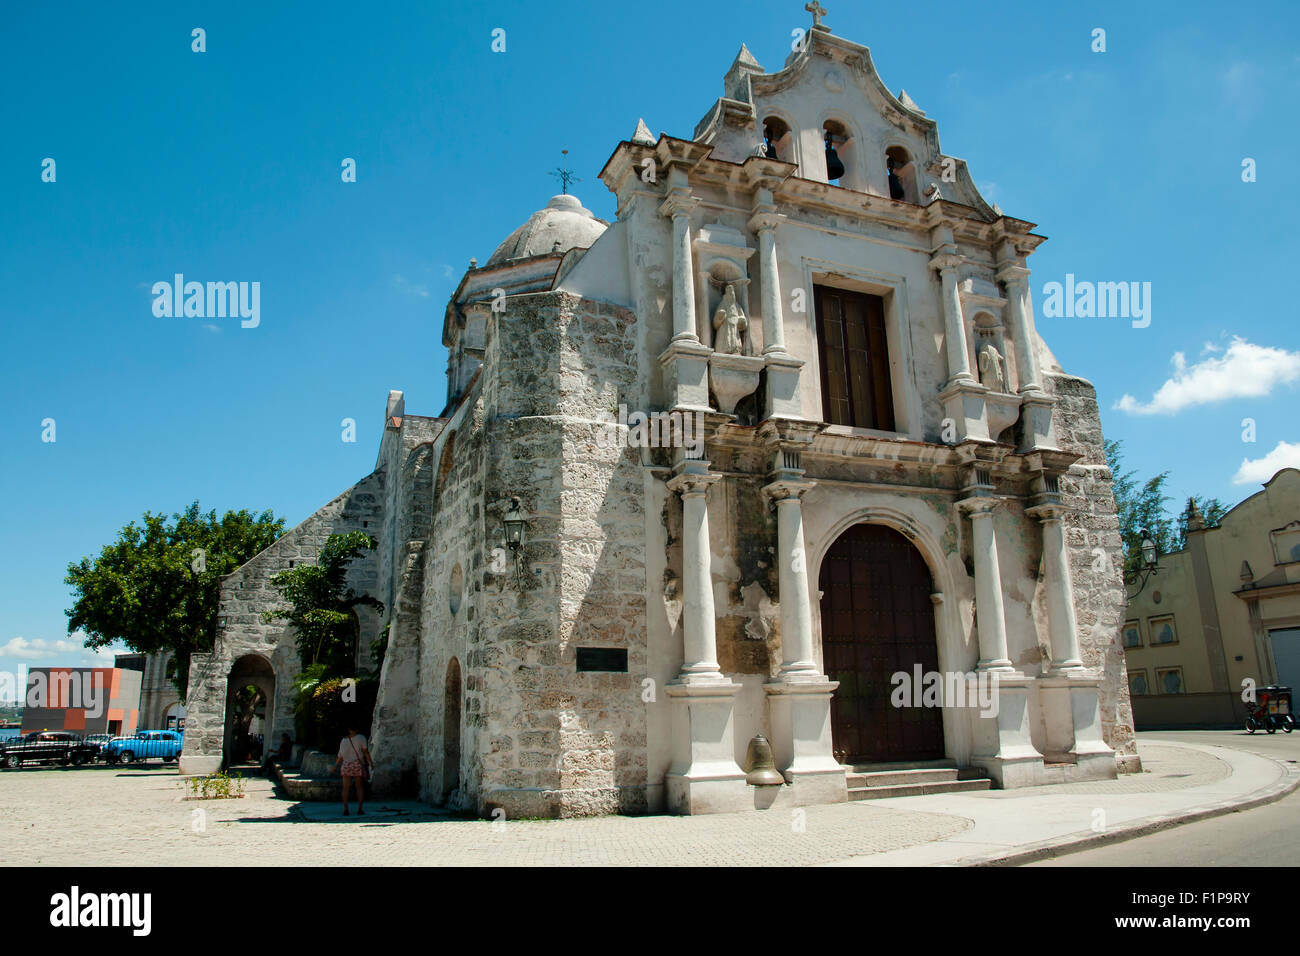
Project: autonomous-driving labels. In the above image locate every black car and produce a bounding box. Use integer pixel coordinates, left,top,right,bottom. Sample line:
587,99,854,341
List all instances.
1,731,100,767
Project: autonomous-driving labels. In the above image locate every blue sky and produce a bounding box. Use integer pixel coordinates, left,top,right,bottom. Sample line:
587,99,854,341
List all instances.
2,1,1298,697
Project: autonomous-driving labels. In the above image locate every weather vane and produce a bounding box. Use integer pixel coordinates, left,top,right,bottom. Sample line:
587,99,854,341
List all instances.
550,149,580,194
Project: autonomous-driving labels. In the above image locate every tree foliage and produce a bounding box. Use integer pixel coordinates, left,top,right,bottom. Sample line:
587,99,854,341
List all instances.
65,502,284,699
261,531,382,674
1106,440,1224,570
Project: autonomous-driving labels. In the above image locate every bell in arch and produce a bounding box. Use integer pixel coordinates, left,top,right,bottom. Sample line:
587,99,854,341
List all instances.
824,129,846,181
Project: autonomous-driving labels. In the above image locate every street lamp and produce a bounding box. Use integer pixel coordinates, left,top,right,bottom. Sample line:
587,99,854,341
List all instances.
502,497,527,552
501,497,528,587
1125,528,1160,598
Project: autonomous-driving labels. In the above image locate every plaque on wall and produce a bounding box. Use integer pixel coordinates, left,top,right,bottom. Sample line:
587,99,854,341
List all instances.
576,647,628,673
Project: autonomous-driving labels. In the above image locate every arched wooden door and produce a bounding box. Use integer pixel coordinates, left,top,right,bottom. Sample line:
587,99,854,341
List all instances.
819,523,944,764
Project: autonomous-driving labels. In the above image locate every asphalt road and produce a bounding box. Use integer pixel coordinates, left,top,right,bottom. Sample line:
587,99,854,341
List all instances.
1030,729,1300,867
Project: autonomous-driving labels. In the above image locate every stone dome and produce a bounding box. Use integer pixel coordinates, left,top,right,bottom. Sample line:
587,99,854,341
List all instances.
486,194,607,265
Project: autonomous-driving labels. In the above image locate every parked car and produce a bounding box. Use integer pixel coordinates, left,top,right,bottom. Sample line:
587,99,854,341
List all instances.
1,731,99,767
103,730,184,764
83,733,115,757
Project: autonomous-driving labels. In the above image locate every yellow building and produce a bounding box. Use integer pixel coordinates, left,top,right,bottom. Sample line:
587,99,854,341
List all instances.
1123,468,1300,728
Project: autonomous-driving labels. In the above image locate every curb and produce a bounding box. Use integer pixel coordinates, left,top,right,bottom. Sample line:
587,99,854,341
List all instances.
954,751,1300,867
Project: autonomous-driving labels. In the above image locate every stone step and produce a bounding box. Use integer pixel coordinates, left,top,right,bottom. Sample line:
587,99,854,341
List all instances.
848,776,992,800
846,767,960,788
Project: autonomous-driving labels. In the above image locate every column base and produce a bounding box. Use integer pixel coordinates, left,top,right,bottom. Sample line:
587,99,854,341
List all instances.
764,679,847,806
763,351,805,421
971,675,1045,788
178,755,222,775
658,339,714,412
1017,390,1060,453
664,680,750,815
1034,674,1118,781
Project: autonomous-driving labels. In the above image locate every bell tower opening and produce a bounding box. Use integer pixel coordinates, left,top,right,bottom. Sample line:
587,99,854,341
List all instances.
885,146,918,203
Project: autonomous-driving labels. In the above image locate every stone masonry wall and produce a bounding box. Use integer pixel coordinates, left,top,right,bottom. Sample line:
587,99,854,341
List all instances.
474,290,649,818
1048,371,1140,769
416,396,486,807
180,473,386,771
369,415,440,795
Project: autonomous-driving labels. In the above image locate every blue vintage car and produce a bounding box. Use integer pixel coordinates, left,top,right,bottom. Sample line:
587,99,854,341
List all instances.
103,730,184,764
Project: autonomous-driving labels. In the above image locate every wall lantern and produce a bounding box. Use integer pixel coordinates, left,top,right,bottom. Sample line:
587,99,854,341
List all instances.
502,497,527,552
1124,528,1160,599
500,497,528,588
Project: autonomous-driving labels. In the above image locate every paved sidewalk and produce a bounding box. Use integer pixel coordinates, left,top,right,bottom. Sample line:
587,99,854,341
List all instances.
0,737,1291,865
827,737,1299,866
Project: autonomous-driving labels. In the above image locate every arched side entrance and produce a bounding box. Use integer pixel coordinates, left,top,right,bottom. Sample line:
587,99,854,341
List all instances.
223,654,276,768
820,523,944,764
442,658,462,802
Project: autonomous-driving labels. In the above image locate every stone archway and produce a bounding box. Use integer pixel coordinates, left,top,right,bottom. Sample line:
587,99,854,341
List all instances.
223,654,276,768
819,522,944,764
443,658,462,802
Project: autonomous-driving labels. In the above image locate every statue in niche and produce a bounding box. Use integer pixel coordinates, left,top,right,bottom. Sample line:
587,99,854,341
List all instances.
712,283,751,356
978,340,1007,393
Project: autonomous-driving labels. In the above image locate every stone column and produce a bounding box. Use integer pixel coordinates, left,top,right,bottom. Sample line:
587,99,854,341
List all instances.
755,217,786,355
662,194,699,344
762,470,847,806
664,461,749,813
933,255,973,385
767,484,819,679
996,265,1041,394
1028,505,1083,672
957,498,1014,671
667,467,723,682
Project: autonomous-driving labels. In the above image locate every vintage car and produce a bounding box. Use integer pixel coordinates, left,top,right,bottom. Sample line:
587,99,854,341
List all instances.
102,730,184,764
1,731,100,767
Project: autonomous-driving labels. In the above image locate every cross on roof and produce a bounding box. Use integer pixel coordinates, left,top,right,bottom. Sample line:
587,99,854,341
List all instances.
549,149,581,194
805,1,827,27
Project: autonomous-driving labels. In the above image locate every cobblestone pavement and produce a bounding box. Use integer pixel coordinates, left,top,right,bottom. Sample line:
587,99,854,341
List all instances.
0,741,1241,866
0,765,970,866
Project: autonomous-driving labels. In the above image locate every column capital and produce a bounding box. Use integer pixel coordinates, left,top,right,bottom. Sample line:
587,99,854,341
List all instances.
956,495,1000,517
748,210,785,233
1025,502,1066,521
930,252,964,274
996,264,1030,287
667,468,720,498
762,477,815,503
659,192,699,220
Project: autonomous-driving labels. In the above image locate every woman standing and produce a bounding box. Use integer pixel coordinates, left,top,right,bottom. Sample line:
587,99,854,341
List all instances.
333,723,372,816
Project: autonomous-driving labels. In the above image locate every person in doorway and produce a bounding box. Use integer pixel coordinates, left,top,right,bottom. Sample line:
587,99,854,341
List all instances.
333,724,372,816
262,732,293,774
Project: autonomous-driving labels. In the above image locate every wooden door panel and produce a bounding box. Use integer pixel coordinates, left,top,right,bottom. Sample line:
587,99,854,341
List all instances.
820,523,944,763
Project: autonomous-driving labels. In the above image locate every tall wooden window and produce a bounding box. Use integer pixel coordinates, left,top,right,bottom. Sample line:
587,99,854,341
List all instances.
814,285,895,430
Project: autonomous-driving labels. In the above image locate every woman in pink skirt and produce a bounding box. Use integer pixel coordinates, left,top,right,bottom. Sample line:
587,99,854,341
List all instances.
333,723,373,816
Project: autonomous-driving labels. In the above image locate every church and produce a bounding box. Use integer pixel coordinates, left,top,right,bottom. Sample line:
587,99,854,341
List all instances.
178,9,1140,816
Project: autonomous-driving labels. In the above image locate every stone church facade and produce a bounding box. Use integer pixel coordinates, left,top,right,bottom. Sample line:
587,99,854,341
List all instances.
180,15,1140,815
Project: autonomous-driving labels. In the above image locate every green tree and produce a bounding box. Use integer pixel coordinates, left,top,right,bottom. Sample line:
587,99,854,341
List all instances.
65,502,285,698
261,531,383,673
1175,495,1228,550
1105,440,1175,571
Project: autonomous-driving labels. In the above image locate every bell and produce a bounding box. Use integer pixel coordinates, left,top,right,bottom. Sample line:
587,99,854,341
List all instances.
744,734,785,787
824,131,846,181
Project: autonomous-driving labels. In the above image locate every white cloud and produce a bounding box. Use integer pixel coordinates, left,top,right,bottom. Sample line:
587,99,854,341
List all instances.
392,274,430,298
1115,337,1300,415
1233,440,1300,485
0,636,84,660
